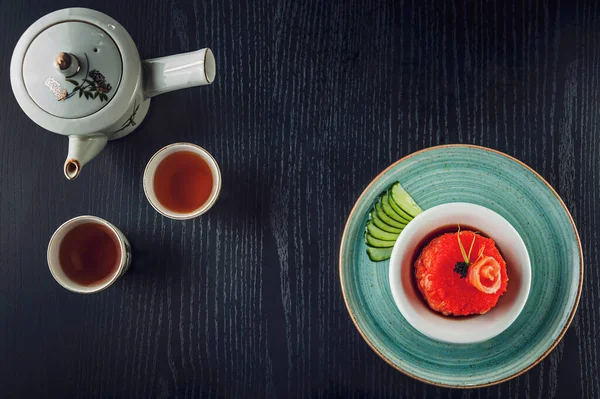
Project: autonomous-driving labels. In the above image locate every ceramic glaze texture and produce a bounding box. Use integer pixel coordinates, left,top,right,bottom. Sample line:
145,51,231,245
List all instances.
10,8,142,137
105,90,149,140
339,145,582,387
10,8,215,179
22,21,122,118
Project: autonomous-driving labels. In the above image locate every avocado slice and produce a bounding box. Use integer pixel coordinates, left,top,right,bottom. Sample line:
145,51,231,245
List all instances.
390,182,423,217
366,246,392,261
366,220,400,241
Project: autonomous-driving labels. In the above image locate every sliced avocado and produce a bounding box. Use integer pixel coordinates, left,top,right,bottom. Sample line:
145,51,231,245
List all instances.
388,190,414,221
366,246,392,262
380,192,410,224
374,202,405,229
370,207,402,233
390,182,423,217
365,233,396,248
366,220,400,241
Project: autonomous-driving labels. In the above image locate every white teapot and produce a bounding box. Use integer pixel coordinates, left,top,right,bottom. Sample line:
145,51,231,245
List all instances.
10,8,216,179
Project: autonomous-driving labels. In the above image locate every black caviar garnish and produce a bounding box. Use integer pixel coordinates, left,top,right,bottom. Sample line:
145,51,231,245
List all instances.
454,261,469,278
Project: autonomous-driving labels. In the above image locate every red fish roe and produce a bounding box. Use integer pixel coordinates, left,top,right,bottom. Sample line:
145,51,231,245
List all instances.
414,231,508,316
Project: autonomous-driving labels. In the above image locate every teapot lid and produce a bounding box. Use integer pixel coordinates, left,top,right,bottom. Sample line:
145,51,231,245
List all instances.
11,8,141,136
22,21,122,119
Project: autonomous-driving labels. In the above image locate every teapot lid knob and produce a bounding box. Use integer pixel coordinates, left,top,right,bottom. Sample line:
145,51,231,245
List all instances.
53,52,80,78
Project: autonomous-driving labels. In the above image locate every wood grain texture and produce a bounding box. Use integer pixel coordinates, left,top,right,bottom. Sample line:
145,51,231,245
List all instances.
0,0,597,397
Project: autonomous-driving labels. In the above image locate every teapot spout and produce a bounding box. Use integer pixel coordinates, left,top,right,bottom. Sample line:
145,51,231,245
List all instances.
64,135,108,180
142,48,216,99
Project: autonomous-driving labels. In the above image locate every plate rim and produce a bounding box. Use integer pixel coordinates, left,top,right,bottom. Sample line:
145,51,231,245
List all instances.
338,144,584,388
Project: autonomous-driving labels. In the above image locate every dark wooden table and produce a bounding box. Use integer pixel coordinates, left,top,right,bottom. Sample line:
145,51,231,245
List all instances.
0,0,598,397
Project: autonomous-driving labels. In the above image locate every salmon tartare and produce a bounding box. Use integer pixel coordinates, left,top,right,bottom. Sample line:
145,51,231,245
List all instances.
414,229,508,316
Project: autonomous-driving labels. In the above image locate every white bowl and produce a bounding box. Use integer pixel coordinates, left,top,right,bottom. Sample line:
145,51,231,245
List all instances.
389,202,531,344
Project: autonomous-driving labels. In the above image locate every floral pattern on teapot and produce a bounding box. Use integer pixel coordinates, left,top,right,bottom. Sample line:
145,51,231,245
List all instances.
44,53,113,102
63,54,112,102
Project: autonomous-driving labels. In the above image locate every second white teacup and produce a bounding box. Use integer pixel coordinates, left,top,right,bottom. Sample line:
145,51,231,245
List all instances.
143,143,221,220
47,215,132,294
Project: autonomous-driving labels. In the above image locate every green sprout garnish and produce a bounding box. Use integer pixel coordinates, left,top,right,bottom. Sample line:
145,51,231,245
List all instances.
454,224,477,278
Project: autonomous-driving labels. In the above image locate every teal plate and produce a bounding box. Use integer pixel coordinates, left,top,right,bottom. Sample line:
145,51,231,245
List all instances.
339,145,583,388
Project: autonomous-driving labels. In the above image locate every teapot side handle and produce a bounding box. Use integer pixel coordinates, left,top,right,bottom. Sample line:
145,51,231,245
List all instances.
142,48,215,99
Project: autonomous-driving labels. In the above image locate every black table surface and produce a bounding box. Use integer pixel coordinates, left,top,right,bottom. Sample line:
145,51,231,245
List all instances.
1,0,598,398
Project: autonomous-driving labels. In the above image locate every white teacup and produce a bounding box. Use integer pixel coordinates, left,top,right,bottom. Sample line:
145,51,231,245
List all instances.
143,143,221,220
47,215,132,294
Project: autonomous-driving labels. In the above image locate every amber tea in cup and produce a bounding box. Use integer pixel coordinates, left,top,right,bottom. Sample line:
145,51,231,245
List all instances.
58,222,120,285
153,150,214,213
47,216,131,293
144,143,221,220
